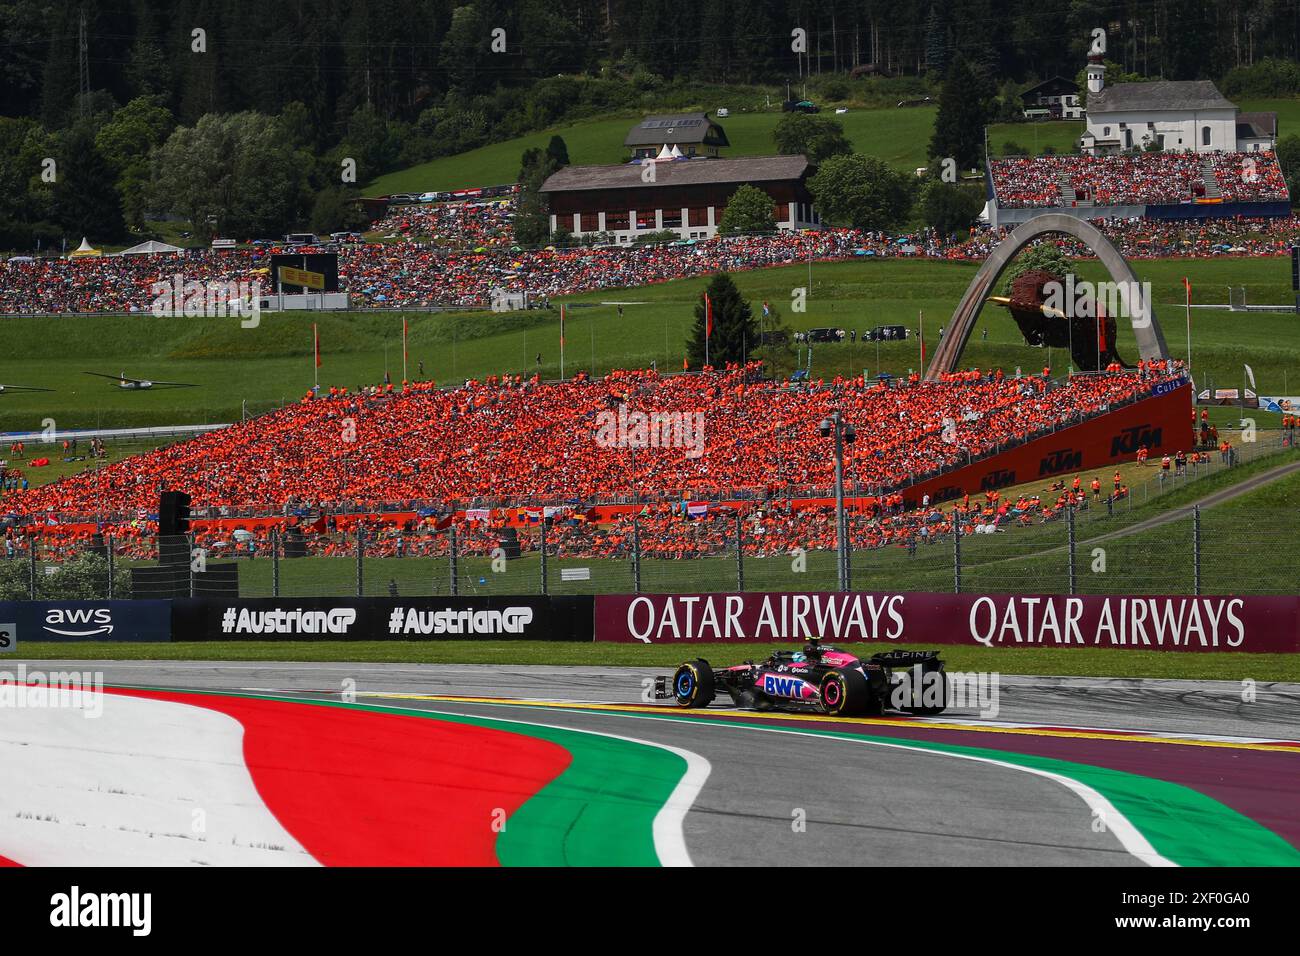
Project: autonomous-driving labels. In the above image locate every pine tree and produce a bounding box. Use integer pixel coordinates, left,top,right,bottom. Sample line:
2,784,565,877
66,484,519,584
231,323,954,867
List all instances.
686,273,757,368
924,4,948,78
928,56,991,170
546,135,570,168
52,128,126,241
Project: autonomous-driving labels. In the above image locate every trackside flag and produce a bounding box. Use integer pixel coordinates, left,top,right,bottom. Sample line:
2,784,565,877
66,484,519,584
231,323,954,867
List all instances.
919,310,925,365
1183,277,1192,303
1245,363,1256,388
559,303,565,347
403,319,408,361
313,324,321,368
705,293,713,339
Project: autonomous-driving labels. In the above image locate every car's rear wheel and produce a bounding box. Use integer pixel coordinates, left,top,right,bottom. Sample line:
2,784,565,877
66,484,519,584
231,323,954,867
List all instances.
899,661,949,716
819,667,870,716
672,660,715,709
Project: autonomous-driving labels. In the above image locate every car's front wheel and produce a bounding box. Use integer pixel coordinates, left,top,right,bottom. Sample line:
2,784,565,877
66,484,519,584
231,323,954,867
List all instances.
672,660,715,709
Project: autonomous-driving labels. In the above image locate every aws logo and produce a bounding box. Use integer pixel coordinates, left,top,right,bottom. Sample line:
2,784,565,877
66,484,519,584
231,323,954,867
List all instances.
43,608,113,638
1038,448,1082,476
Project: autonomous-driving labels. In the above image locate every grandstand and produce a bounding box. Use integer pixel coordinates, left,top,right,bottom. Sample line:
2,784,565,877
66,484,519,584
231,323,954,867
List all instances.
987,150,1291,227
4,207,1300,316
6,362,1189,534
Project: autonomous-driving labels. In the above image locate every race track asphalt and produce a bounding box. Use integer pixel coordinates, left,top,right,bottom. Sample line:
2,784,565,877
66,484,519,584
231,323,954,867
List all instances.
13,660,1300,867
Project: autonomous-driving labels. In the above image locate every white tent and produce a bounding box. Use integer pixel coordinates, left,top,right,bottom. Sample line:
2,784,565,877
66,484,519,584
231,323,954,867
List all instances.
669,144,684,158
115,239,184,256
656,144,673,161
70,236,102,258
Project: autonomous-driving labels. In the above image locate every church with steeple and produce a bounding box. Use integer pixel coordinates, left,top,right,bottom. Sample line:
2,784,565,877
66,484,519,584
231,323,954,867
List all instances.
1079,54,1276,156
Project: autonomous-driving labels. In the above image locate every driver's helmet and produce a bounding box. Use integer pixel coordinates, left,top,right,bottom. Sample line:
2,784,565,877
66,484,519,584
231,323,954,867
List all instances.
790,651,807,664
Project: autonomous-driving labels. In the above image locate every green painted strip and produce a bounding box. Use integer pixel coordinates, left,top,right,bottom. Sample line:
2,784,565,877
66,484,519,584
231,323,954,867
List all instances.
408,700,1300,868
104,686,688,867
490,723,686,867
858,735,1300,868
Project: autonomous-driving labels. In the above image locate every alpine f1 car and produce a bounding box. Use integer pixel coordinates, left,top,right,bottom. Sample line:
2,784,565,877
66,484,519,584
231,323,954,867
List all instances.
654,639,948,717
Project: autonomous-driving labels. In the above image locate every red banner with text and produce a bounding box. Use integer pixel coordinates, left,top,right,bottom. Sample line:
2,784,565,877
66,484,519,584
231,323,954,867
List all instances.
594,591,1300,653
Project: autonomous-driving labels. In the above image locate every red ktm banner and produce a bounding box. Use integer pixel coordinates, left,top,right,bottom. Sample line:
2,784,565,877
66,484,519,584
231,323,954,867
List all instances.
898,380,1194,509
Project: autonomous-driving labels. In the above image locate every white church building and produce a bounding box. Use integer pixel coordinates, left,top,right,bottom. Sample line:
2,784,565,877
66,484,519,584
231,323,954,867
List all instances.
1079,56,1276,155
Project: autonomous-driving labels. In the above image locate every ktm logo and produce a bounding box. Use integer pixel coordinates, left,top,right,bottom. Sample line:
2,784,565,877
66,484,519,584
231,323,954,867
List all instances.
1039,448,1082,476
1112,424,1162,456
980,469,1016,491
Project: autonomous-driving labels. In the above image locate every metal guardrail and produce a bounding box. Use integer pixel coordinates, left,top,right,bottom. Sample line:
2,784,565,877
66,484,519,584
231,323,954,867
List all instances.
0,424,230,443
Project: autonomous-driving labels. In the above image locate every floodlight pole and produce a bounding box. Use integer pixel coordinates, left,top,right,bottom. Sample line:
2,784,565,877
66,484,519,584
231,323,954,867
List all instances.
822,411,855,592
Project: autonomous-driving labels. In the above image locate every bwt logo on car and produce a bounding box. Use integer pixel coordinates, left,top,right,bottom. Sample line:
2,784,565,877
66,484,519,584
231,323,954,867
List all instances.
1112,424,1162,456
43,608,113,638
388,606,535,636
220,607,358,635
1038,448,1082,476
762,674,812,699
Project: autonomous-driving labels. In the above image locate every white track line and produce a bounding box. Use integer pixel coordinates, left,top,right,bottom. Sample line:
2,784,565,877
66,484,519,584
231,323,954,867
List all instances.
373,699,1174,868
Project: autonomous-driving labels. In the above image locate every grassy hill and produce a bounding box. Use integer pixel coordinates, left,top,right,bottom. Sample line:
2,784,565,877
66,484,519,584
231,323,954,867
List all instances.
366,106,941,195
0,255,1295,434
365,96,1300,196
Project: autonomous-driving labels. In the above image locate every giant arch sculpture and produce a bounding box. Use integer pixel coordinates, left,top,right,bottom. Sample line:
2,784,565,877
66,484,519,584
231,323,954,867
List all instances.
924,213,1171,381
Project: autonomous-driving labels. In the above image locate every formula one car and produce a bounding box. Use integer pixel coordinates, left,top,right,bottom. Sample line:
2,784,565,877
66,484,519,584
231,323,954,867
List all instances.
654,639,947,717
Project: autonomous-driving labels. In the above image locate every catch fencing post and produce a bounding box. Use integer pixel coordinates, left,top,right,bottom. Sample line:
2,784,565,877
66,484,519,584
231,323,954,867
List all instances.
28,537,36,600
449,524,459,596
271,529,280,598
843,508,852,591
1066,505,1077,596
953,521,962,594
355,526,364,597
1192,506,1202,596
540,518,549,595
631,513,642,594
106,535,114,600
735,510,744,592
188,531,196,598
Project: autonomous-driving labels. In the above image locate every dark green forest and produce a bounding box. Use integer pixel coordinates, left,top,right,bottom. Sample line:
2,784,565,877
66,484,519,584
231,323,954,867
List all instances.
7,0,1300,125
1,0,1299,247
